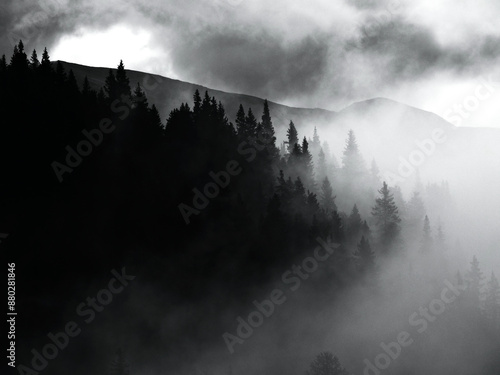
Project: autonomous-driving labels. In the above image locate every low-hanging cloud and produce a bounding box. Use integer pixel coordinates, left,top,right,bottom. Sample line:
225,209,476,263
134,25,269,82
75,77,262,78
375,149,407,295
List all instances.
3,0,500,115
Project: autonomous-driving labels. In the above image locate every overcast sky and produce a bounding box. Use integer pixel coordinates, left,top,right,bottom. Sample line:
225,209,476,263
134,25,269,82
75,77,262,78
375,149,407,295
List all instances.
2,0,500,127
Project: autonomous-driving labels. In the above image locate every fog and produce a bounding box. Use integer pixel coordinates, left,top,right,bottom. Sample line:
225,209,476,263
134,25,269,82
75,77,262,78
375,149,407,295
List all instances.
3,1,500,375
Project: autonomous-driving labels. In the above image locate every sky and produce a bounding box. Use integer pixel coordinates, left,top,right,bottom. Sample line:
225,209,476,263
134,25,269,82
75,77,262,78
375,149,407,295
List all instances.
2,0,500,127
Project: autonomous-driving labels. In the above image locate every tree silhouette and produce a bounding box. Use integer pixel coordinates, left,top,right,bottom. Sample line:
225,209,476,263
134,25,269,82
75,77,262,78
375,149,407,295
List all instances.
466,255,484,311
320,177,336,213
341,129,365,182
307,352,349,375
371,182,401,250
287,120,298,154
420,215,433,252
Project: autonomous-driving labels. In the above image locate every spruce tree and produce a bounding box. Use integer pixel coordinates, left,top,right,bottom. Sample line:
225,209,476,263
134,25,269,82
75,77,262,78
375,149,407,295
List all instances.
316,147,327,184
29,49,39,69
420,215,433,252
390,186,406,220
300,137,315,191
40,47,52,75
260,99,276,149
193,89,202,115
310,126,321,160
347,204,363,240
371,182,401,250
235,104,246,136
133,82,148,110
341,129,365,181
9,41,28,72
320,177,336,213
104,69,117,99
115,60,131,98
286,120,298,154
244,108,258,138
307,352,349,375
467,255,484,310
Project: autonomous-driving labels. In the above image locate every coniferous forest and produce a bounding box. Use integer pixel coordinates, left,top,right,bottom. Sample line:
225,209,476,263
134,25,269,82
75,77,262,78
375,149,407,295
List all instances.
2,42,500,375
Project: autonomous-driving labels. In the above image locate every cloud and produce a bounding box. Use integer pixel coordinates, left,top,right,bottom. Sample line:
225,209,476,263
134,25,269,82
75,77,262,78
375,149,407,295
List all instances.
2,0,500,121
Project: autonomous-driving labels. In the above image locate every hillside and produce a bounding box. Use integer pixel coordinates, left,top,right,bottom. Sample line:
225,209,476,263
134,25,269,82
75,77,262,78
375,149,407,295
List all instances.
59,60,500,270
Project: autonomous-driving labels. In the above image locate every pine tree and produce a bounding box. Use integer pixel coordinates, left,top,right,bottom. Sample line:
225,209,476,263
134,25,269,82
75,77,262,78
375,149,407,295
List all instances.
342,129,365,181
29,49,39,69
320,177,337,213
467,255,484,310
390,186,406,220
149,104,164,136
244,108,258,138
310,126,321,160
276,170,293,207
371,182,401,250
347,204,363,240
260,99,276,149
420,215,433,252
104,69,117,99
115,60,131,98
287,142,302,178
307,352,349,375
193,89,202,115
9,41,28,72
300,137,315,191
307,191,320,215
316,147,327,184
235,104,246,136
133,82,148,110
286,120,298,154
40,47,52,75
82,76,91,96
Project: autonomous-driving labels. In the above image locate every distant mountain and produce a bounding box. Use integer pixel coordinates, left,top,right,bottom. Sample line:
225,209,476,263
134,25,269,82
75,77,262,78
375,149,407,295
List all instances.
60,61,500,207
59,61,337,142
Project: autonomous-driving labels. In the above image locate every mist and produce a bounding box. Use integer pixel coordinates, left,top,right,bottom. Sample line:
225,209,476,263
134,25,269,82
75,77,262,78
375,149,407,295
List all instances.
2,1,500,375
